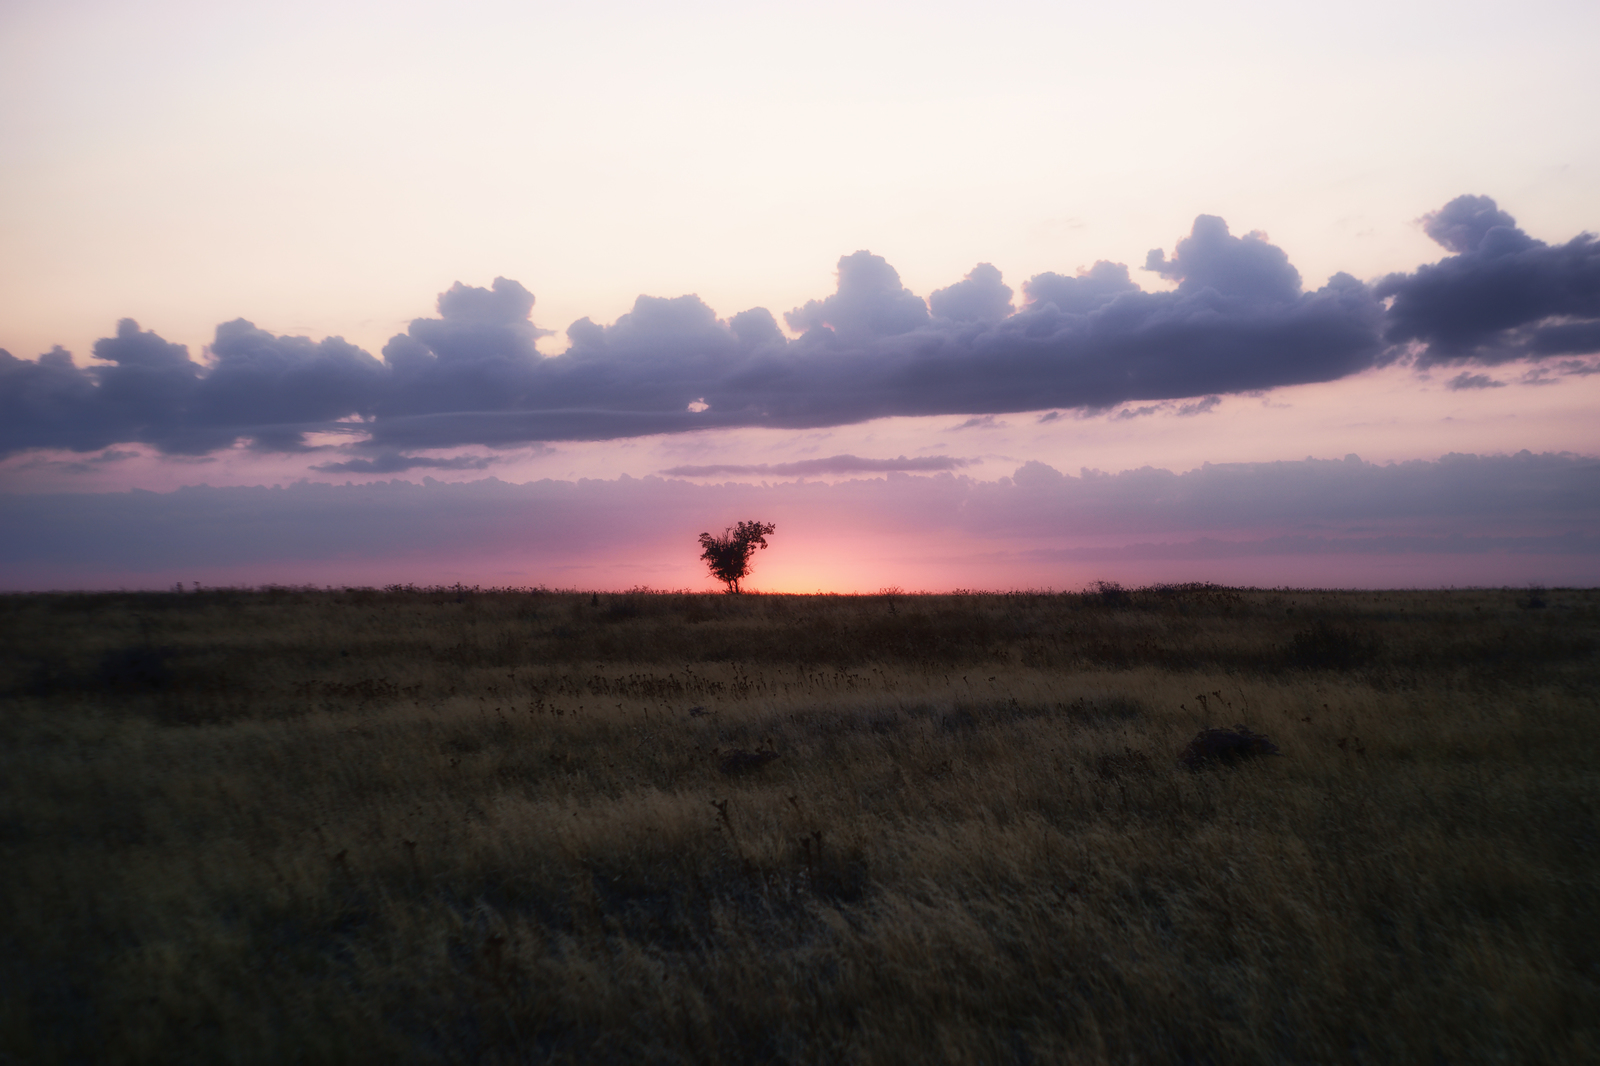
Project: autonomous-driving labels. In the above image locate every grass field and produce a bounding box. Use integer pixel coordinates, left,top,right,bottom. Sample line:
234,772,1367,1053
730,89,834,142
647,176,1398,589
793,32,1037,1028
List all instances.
2,584,1597,1064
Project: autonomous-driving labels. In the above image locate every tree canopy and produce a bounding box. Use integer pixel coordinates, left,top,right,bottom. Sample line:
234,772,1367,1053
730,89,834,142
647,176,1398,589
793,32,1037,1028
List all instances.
698,520,776,594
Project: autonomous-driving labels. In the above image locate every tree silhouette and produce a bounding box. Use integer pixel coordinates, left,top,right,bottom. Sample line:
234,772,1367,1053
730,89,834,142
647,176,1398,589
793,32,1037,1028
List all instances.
698,520,776,594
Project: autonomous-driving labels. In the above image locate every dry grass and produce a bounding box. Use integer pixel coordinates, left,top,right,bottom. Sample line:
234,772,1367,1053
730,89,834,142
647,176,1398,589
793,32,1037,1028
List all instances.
1,584,1597,1064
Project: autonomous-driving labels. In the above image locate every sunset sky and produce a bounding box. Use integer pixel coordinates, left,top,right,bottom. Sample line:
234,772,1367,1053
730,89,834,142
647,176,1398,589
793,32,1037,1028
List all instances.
3,0,1598,591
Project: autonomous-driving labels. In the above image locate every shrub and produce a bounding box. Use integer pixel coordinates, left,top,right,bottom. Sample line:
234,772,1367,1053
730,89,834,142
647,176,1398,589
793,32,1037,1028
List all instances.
1179,725,1281,770
1287,621,1375,669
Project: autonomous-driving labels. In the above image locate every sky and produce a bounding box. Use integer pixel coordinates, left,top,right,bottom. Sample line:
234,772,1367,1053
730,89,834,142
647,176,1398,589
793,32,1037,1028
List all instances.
2,0,1598,592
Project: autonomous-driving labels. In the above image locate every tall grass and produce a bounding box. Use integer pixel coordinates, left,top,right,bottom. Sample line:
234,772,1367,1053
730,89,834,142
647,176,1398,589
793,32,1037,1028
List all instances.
2,586,1596,1063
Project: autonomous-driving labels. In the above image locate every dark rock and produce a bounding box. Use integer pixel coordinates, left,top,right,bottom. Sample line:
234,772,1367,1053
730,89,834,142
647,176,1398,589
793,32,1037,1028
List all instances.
718,748,779,775
1180,725,1280,771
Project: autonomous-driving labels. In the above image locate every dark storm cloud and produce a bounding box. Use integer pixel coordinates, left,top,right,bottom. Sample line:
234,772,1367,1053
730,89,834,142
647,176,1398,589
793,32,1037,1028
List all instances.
657,454,970,478
6,197,1596,458
1376,195,1600,366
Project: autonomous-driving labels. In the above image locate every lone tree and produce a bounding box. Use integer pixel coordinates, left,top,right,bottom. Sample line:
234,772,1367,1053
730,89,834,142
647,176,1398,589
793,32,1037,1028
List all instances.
698,520,776,594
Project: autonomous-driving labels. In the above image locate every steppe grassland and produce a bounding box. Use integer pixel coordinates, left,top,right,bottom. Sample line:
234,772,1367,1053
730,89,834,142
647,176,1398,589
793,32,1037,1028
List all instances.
1,586,1597,1064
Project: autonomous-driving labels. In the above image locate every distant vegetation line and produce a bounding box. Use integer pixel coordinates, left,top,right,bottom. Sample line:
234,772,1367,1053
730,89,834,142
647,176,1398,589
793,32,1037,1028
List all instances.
6,578,1587,598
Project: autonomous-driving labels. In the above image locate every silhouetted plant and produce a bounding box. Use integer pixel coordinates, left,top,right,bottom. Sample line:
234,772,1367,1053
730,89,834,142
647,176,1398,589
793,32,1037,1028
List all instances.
1091,580,1132,608
698,520,776,594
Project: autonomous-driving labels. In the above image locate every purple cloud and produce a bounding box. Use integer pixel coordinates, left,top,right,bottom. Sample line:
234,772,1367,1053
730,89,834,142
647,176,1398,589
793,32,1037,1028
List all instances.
784,251,931,341
310,452,500,474
928,263,1014,323
4,197,1595,459
1144,215,1302,304
658,454,969,478
1421,194,1520,256
1176,396,1222,416
3,451,1595,590
1445,372,1505,391
1376,195,1600,366
1022,261,1141,314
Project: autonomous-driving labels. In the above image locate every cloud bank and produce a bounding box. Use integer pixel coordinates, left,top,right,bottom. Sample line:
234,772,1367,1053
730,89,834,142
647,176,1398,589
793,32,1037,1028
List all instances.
3,198,1596,458
3,452,1595,590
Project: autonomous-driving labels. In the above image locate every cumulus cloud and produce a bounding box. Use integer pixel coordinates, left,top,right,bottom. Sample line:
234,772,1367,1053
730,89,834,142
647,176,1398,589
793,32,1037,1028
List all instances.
928,263,1014,322
1376,195,1600,366
658,454,969,478
1,346,116,454
1144,216,1302,304
1022,261,1141,314
1420,195,1520,256
200,320,388,451
255,216,1393,452
6,197,1597,458
1,318,386,456
784,251,931,340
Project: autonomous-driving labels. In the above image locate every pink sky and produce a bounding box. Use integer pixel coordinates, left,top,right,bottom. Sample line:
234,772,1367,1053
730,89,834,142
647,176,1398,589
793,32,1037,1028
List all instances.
2,1,1597,591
